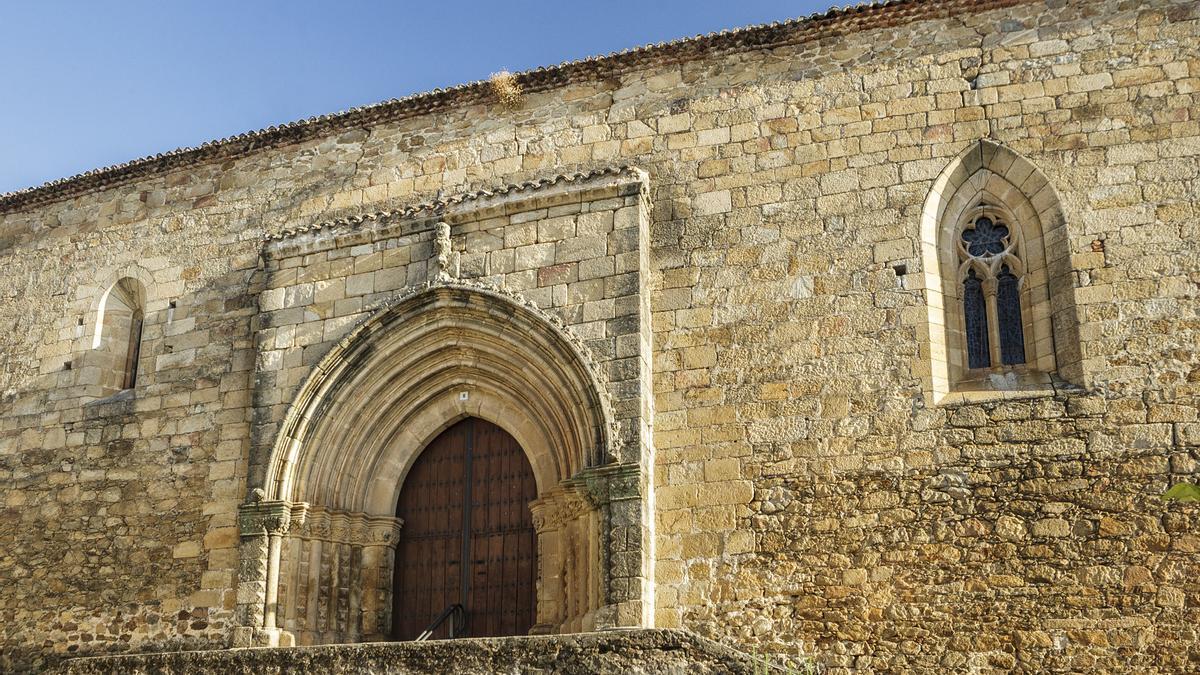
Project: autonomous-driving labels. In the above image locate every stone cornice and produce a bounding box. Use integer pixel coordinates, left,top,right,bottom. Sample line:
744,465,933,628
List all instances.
0,0,1031,215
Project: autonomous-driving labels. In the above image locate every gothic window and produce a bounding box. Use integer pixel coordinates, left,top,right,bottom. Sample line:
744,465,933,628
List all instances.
956,211,1026,370
963,268,990,369
920,139,1082,403
996,265,1025,366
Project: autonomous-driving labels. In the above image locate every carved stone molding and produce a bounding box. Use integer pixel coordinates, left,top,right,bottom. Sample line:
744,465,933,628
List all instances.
331,276,620,465
294,506,403,548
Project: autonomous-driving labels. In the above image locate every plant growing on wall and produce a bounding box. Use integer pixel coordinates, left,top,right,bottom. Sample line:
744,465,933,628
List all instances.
1163,482,1200,502
490,70,523,109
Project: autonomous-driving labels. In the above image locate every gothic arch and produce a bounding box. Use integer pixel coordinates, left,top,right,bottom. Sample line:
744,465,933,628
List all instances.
238,281,637,646
919,140,1083,402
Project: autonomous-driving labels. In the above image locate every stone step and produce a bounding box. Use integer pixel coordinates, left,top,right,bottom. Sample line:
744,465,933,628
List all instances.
55,629,781,675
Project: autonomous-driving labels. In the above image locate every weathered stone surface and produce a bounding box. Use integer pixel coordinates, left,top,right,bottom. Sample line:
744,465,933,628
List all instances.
0,0,1199,673
54,630,769,675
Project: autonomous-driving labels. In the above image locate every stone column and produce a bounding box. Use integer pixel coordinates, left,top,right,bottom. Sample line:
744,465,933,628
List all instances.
983,276,1002,367
264,528,285,630
360,515,404,640
529,498,562,634
283,507,402,643
580,462,646,630
233,496,307,648
529,483,604,634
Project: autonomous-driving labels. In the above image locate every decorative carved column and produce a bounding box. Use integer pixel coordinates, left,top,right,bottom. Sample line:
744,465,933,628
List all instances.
281,506,403,643
529,483,602,634
359,515,404,639
233,495,308,647
528,498,561,635
579,462,646,630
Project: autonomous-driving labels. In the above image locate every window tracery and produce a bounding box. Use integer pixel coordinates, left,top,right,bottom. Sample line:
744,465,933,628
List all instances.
919,139,1084,404
956,209,1027,370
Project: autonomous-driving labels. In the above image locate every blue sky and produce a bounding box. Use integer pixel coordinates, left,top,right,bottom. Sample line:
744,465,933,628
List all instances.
0,1,836,194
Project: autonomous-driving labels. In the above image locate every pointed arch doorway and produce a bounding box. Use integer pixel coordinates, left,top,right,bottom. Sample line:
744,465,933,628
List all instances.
237,283,654,648
392,417,538,640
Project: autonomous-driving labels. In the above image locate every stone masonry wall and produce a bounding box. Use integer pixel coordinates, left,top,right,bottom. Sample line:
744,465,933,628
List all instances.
1,0,1199,672
54,629,773,675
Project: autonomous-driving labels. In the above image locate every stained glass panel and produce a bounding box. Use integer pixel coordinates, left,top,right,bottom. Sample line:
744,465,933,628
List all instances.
997,265,1026,365
963,268,990,369
961,217,1010,257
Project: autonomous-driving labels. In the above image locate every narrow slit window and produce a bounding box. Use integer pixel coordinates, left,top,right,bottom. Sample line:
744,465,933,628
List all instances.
122,309,144,389
94,277,147,394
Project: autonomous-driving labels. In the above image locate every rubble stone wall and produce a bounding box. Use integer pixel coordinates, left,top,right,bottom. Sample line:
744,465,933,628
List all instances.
1,0,1198,672
54,629,771,675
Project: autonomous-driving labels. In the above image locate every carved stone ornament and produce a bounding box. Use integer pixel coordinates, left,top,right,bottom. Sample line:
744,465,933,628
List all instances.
293,276,621,467
432,221,459,281
293,506,403,547
238,500,298,537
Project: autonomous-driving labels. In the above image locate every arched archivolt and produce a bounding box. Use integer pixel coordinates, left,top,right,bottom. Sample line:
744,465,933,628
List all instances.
919,139,1083,402
263,280,615,509
249,281,623,644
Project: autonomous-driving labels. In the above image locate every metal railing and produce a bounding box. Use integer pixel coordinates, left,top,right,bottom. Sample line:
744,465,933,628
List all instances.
415,603,464,641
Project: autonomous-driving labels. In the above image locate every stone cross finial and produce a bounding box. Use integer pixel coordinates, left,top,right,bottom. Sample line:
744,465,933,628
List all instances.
433,221,459,281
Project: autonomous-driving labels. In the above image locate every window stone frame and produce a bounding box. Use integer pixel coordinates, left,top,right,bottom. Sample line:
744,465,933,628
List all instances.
918,140,1083,405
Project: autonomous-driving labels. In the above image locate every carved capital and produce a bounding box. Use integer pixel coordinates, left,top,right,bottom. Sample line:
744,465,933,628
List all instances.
529,499,553,534
576,462,641,504
239,500,306,537
367,515,405,547
530,484,598,532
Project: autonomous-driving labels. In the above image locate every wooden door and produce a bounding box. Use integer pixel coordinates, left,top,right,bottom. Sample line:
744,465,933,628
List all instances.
391,417,538,640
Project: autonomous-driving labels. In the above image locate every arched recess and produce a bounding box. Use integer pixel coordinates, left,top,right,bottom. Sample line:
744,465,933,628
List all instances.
235,282,648,647
919,139,1083,403
87,274,148,393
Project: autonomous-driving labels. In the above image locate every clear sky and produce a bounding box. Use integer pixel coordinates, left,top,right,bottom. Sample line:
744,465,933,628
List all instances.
0,1,838,194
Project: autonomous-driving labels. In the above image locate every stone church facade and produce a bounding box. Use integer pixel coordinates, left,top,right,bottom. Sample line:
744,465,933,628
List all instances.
1,0,1198,671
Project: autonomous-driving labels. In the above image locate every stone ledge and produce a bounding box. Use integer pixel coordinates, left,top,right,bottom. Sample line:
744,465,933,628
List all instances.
54,629,778,675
